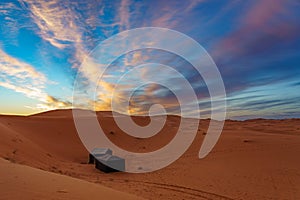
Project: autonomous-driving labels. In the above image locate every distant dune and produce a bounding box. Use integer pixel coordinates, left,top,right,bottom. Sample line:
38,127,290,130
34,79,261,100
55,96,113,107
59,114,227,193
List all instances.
0,109,300,199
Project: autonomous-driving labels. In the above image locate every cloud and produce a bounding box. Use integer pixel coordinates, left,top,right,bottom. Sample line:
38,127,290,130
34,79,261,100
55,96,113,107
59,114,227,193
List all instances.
19,0,211,113
0,80,44,100
2,0,297,118
243,0,287,27
146,0,207,28
26,95,73,111
118,0,130,30
213,0,300,60
0,49,46,81
0,2,32,45
20,0,94,78
227,96,300,119
0,48,47,101
22,0,82,49
21,0,131,81
208,0,300,97
35,95,72,110
0,2,19,14
0,48,71,111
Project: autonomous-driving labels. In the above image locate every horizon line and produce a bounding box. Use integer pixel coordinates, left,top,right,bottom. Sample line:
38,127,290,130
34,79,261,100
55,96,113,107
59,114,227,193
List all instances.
1,108,299,121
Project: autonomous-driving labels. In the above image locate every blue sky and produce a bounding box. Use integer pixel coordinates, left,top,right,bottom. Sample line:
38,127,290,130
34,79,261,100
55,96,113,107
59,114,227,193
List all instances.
0,0,299,119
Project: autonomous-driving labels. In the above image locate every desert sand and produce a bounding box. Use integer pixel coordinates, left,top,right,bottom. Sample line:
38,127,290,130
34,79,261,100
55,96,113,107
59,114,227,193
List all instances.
0,158,143,200
0,109,300,199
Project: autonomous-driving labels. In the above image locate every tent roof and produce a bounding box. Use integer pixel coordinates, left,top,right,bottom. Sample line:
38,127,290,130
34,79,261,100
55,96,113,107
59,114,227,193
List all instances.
96,154,124,162
91,148,112,155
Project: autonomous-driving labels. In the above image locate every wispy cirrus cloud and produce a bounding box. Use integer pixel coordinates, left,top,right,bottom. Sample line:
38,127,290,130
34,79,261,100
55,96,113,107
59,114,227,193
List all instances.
0,48,71,110
21,0,82,49
0,2,18,14
20,0,121,74
144,0,207,29
0,48,47,100
118,0,131,30
0,1,30,45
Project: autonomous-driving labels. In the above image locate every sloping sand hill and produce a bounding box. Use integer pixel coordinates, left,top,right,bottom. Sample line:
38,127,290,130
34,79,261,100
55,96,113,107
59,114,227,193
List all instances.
0,158,143,200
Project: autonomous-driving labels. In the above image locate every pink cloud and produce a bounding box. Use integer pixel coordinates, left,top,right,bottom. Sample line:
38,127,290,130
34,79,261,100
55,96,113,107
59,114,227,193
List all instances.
212,0,298,60
244,0,286,28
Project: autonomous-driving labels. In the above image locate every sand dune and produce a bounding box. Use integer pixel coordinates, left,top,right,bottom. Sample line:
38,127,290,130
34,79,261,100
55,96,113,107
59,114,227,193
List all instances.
0,158,143,200
0,110,300,199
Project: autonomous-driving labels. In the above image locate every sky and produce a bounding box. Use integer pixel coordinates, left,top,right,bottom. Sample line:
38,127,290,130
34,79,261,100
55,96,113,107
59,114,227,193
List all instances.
0,0,300,119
